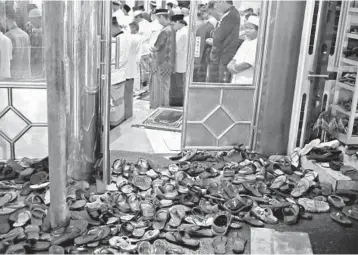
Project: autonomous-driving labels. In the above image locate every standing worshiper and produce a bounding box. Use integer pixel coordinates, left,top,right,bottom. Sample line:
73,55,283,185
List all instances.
148,8,163,49
0,4,12,79
170,14,188,107
27,8,44,77
182,7,190,24
206,1,240,83
149,9,176,109
110,17,130,128
150,0,157,13
5,6,31,78
137,5,152,22
134,8,152,88
126,21,142,94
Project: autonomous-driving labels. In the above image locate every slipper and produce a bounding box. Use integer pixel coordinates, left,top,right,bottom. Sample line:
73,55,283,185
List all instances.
243,211,264,227
0,192,16,207
212,236,227,254
222,181,237,199
291,178,310,198
49,245,65,254
304,170,318,181
133,175,152,191
25,224,40,242
270,175,287,189
0,215,10,235
298,198,330,213
168,207,185,227
30,171,49,185
127,193,140,213
140,201,156,220
138,241,152,254
51,220,88,245
251,206,278,224
13,210,31,227
28,240,50,251
330,212,352,226
112,158,126,174
211,211,231,235
297,204,313,220
233,174,256,184
242,182,262,197
121,185,134,194
4,243,26,254
19,167,34,178
69,200,87,210
70,210,100,226
328,195,345,209
342,206,358,220
132,228,146,238
0,166,18,181
223,196,252,214
282,204,300,225
74,225,111,245
115,176,129,188
109,236,137,252
141,229,160,241
152,209,168,230
178,149,197,162
300,138,321,155
290,148,301,168
231,232,247,254
161,183,178,200
153,239,167,254
163,232,200,249
31,206,46,226
199,199,220,214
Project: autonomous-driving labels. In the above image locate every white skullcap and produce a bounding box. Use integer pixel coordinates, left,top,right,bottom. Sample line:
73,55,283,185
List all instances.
247,15,259,27
29,8,41,18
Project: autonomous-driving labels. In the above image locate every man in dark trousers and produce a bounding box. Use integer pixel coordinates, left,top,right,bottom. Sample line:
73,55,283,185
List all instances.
207,1,240,83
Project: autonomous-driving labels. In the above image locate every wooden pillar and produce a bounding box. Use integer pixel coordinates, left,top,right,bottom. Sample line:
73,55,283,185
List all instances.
43,0,69,228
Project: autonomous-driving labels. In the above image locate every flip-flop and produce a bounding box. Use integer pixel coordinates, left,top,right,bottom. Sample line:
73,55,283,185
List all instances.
212,236,227,254
13,210,31,227
251,206,278,224
74,225,111,245
300,138,321,155
127,193,140,213
152,209,168,230
70,210,100,226
282,204,300,225
20,182,32,196
140,201,156,220
342,206,358,220
25,224,40,242
109,236,138,252
328,195,345,209
28,240,51,252
231,232,247,254
4,244,26,254
19,167,35,178
153,239,167,254
162,183,178,200
298,198,330,213
141,229,160,241
30,182,50,190
30,171,49,185
211,211,231,235
330,212,352,226
291,178,310,198
31,205,46,226
138,241,152,254
133,176,152,191
168,207,185,227
69,200,87,210
270,175,287,189
51,220,88,245
243,212,264,227
163,232,200,249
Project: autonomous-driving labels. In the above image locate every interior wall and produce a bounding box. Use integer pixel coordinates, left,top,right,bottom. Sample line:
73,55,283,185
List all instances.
255,1,306,155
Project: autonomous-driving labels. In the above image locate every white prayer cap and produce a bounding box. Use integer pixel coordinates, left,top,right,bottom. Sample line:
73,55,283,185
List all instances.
247,15,259,27
29,8,41,18
167,0,178,6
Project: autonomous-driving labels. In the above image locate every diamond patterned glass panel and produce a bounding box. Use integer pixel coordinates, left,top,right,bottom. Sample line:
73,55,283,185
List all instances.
0,89,8,113
186,123,216,147
219,123,251,147
222,89,255,121
13,89,47,123
204,107,234,138
0,136,10,159
0,110,28,140
187,88,220,121
15,127,48,159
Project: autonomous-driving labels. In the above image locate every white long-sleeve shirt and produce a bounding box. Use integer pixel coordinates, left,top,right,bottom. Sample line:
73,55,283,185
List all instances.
175,26,189,73
0,32,12,78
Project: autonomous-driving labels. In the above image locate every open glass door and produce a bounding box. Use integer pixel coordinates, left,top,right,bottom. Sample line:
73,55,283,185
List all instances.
288,0,346,153
182,1,267,150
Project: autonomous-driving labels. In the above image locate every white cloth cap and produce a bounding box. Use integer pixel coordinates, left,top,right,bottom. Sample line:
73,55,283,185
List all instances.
167,0,178,6
247,16,259,27
29,8,41,18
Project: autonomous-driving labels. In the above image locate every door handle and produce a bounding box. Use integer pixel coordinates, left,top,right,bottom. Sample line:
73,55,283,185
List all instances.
308,71,337,80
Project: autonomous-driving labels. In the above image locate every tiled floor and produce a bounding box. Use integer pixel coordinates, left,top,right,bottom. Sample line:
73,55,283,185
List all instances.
110,99,182,154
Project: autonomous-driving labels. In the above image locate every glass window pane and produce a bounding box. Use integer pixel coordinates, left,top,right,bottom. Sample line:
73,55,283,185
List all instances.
0,136,10,159
15,126,48,159
192,1,261,85
0,1,45,81
0,88,8,113
13,88,47,123
0,109,28,140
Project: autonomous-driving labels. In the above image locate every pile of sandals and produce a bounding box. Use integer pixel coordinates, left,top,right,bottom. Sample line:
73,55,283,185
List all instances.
0,140,357,254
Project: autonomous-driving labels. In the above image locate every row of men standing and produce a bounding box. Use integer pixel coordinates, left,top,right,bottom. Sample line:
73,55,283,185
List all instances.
110,1,188,126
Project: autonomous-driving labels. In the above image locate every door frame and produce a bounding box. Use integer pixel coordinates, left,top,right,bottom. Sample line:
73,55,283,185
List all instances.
181,0,269,150
287,0,349,154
